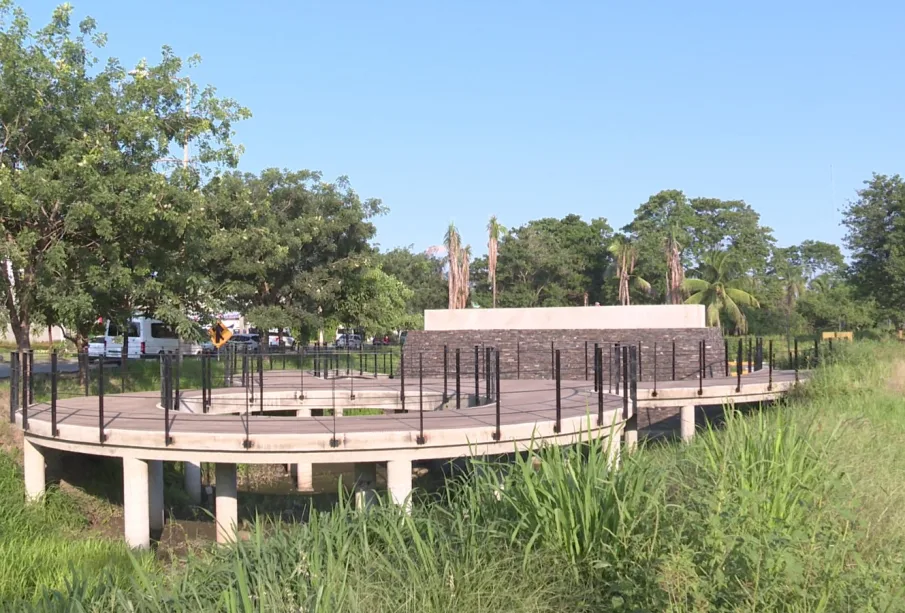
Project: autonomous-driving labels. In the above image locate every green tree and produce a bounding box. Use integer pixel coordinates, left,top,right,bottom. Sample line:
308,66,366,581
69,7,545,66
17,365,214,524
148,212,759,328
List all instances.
337,267,416,335
683,251,760,333
202,170,382,336
843,173,905,324
379,247,446,316
487,216,505,308
0,2,248,350
797,282,877,332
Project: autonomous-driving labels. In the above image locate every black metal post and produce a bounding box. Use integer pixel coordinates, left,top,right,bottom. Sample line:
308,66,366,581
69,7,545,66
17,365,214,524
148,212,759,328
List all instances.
747,338,752,374
614,343,621,394
702,341,707,379
98,356,106,443
584,341,589,381
550,341,554,379
554,349,562,434
622,345,629,419
485,346,491,402
637,342,642,382
652,341,658,397
593,342,599,392
443,345,448,405
389,352,394,379
494,350,501,440
724,339,729,377
359,344,364,376
455,348,461,409
597,347,604,426
814,338,819,367
21,351,29,414
768,340,774,390
736,339,743,393
400,349,406,412
698,341,704,396
258,352,264,414
28,349,34,405
9,353,18,424
417,353,425,444
794,338,799,383
51,351,58,436
474,345,479,403
671,341,676,381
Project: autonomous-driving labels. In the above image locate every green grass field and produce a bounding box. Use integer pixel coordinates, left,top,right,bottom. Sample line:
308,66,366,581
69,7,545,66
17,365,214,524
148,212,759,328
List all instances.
3,341,905,611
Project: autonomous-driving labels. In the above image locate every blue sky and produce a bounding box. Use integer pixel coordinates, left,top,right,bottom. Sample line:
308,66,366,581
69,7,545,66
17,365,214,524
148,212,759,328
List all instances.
22,0,905,256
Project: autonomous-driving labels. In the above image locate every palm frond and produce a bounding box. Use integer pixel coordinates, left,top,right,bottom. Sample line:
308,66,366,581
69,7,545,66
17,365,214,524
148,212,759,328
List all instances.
682,278,709,293
725,287,760,308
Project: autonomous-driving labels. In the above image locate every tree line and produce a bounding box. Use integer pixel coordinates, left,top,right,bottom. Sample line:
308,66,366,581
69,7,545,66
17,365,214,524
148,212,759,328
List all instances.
0,4,900,351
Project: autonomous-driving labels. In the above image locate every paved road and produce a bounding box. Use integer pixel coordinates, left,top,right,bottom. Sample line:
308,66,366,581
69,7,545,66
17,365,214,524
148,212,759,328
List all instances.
0,359,81,379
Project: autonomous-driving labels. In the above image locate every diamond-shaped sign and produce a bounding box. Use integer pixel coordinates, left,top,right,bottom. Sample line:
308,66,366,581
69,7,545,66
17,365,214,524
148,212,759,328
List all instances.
208,321,232,348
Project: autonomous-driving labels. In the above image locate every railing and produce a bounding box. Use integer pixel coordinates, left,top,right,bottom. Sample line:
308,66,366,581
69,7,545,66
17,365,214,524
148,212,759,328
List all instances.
7,336,829,450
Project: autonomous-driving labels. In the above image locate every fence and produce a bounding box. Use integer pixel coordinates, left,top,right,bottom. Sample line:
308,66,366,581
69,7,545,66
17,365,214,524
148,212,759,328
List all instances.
8,336,830,451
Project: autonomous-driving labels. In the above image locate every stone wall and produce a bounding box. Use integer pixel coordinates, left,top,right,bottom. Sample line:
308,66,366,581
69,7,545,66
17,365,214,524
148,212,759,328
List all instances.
401,327,727,382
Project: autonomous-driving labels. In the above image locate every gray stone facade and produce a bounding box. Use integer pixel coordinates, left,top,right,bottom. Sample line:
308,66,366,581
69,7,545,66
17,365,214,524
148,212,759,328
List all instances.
401,327,727,382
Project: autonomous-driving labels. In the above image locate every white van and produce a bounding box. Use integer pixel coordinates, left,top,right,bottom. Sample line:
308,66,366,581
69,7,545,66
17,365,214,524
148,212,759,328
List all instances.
103,317,183,359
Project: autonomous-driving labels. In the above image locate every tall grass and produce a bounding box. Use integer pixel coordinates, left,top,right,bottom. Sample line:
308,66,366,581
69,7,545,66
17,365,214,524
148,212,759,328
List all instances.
7,341,905,611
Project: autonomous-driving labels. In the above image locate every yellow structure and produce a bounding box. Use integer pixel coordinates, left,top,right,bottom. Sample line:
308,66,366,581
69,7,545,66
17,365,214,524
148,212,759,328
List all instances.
822,331,853,341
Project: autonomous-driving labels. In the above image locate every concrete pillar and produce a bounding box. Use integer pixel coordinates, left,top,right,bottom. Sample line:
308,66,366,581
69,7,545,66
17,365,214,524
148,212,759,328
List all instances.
680,404,696,442
386,459,412,512
215,463,238,544
624,426,638,453
353,462,377,509
23,439,45,503
296,463,314,491
123,457,150,549
184,461,202,504
148,460,164,536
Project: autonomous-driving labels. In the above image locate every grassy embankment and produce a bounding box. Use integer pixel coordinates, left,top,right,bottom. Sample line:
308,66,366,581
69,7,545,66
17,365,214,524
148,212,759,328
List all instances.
2,341,905,610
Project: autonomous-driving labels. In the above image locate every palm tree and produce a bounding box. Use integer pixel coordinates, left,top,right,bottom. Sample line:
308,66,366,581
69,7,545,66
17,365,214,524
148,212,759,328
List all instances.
487,216,505,308
606,236,651,306
683,251,760,333
458,245,472,309
444,223,461,309
664,226,685,305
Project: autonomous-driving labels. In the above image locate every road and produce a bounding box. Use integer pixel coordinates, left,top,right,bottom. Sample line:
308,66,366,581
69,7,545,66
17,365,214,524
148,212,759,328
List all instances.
0,359,82,379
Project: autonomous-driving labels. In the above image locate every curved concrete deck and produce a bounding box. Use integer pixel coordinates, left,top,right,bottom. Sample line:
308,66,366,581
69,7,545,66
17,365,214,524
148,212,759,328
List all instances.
15,368,801,547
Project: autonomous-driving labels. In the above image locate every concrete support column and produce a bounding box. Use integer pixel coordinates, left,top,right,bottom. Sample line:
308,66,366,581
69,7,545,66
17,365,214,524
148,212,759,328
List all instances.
386,459,412,512
123,457,150,549
148,460,164,536
184,461,202,505
215,463,238,544
624,424,638,453
680,405,696,442
296,463,314,492
353,462,377,509
23,439,46,503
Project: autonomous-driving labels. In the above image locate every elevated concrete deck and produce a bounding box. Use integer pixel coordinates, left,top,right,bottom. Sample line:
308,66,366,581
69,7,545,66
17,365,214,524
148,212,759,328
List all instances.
14,369,800,548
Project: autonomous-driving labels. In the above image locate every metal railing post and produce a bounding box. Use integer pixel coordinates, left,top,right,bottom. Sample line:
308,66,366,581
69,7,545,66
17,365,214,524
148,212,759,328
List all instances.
596,346,604,426
417,353,425,444
554,349,561,433
400,349,406,412
768,339,774,390
593,342,599,392
9,353,18,424
794,339,799,382
621,345,629,420
516,340,520,380
493,350,501,441
724,339,730,377
584,341,589,381
443,345,448,405
484,346,491,402
474,345,479,404
736,339,743,393
455,348,461,409
28,349,34,405
98,356,106,443
51,351,58,436
652,341,658,397
671,341,676,381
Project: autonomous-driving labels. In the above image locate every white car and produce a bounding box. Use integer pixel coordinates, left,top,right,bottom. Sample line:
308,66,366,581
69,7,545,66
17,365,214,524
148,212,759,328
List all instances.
87,337,107,360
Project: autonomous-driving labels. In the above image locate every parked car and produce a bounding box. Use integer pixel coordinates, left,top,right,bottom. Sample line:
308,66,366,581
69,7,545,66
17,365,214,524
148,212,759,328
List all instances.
268,334,295,348
87,337,108,361
100,317,182,359
226,334,260,351
335,334,362,350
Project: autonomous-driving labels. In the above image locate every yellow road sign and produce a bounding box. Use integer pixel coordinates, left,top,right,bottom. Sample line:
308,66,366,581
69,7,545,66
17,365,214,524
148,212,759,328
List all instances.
209,321,232,348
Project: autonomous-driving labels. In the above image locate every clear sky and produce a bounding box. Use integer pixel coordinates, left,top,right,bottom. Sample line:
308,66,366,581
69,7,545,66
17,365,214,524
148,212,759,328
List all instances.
21,0,905,256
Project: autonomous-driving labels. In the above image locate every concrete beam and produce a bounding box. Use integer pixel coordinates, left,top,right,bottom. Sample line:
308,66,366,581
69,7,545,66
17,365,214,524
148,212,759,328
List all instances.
386,459,412,512
149,460,164,536
123,457,150,549
23,439,46,503
680,405,696,442
215,463,238,544
184,461,202,505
